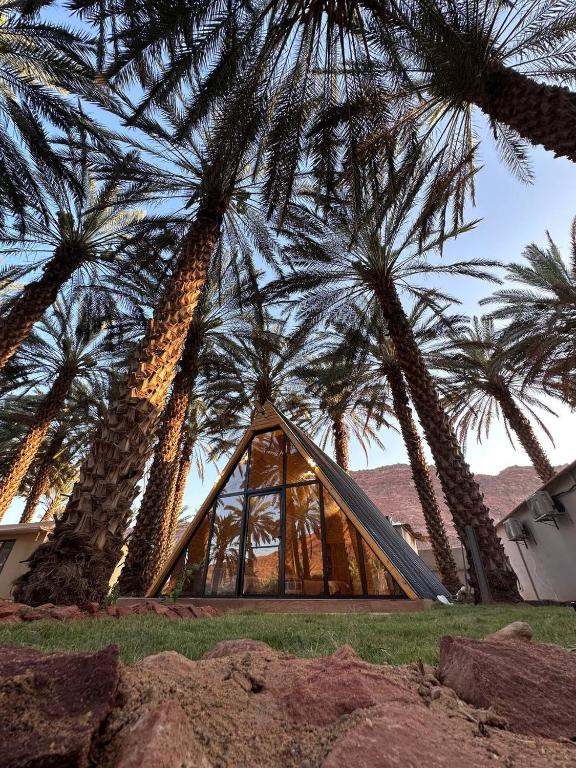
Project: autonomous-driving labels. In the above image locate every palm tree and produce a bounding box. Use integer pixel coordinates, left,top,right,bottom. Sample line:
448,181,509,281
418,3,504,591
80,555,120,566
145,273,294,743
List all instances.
368,0,576,165
0,296,125,520
342,301,462,594
95,0,576,231
436,315,557,484
272,162,519,601
118,269,244,596
294,343,392,471
13,75,270,605
0,132,152,372
0,2,112,227
481,221,576,406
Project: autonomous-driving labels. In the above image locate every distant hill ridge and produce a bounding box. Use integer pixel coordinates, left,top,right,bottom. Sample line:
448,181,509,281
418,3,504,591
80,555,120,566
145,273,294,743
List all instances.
350,464,549,548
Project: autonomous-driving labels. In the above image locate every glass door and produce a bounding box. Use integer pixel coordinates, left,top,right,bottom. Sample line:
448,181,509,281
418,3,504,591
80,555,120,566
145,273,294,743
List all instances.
241,492,282,595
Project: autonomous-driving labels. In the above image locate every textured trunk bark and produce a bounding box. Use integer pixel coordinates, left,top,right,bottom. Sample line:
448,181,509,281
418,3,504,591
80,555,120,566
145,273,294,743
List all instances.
375,278,519,602
494,386,555,484
119,324,201,596
167,434,195,548
386,363,461,594
0,368,76,521
13,197,226,606
473,65,576,163
19,431,65,524
332,413,349,471
0,243,88,372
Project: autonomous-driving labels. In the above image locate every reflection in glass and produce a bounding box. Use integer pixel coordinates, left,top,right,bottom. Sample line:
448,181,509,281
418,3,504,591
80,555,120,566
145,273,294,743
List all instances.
179,514,211,595
323,492,364,596
205,495,243,595
243,493,281,594
285,438,315,484
220,450,249,495
284,483,324,595
362,541,405,596
248,431,284,489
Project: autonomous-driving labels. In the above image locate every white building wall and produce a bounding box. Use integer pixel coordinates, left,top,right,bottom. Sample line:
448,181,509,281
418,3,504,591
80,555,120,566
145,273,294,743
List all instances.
497,468,576,602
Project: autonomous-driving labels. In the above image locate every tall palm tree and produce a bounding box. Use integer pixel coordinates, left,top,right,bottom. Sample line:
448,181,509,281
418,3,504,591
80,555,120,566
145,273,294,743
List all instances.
0,1,112,227
95,0,576,231
482,221,576,406
294,343,392,471
436,315,557,484
272,163,519,601
0,132,152,372
118,269,244,596
0,296,125,520
13,82,272,605
341,301,462,594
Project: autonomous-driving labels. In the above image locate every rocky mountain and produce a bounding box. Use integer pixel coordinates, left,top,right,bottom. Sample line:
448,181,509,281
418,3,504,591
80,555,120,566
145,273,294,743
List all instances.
350,464,547,548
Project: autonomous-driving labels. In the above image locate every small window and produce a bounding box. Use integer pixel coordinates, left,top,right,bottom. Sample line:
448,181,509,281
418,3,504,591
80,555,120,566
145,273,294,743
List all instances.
0,540,15,574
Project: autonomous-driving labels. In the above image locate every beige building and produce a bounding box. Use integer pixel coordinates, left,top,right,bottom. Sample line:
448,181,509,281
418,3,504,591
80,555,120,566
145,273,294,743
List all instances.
0,522,54,599
0,521,126,600
496,460,576,602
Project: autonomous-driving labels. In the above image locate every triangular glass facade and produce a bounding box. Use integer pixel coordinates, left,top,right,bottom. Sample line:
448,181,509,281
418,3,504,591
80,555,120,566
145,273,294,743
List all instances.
157,428,406,599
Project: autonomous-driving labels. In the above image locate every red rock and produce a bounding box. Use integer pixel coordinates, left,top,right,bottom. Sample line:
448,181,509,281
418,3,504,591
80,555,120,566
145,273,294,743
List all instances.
49,605,84,621
351,464,549,547
439,636,576,740
169,604,195,619
104,605,119,617
0,644,119,768
323,703,498,768
270,652,417,726
144,601,176,618
203,639,280,659
136,651,198,677
0,601,22,619
82,601,101,614
117,604,135,618
115,700,211,768
485,621,533,643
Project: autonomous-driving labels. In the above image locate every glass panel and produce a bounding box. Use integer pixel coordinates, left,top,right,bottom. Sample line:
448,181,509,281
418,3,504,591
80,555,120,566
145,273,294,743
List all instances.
159,515,210,597
323,493,363,596
205,495,243,595
0,540,14,575
362,541,406,597
284,484,324,596
220,450,249,495
285,438,315,484
242,493,281,595
248,431,284,489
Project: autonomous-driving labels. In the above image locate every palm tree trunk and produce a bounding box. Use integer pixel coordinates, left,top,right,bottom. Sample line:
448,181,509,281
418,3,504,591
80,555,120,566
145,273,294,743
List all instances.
13,196,227,606
119,324,201,596
0,367,76,521
0,243,88,372
472,65,576,163
375,278,519,602
332,413,349,471
494,386,555,483
167,433,196,547
19,430,65,524
385,363,461,594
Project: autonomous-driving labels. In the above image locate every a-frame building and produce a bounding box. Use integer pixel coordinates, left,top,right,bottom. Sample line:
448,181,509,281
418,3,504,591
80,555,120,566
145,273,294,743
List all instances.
149,402,450,602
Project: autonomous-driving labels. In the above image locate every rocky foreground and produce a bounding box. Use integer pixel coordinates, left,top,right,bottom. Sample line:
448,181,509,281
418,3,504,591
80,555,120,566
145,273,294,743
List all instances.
1,622,576,767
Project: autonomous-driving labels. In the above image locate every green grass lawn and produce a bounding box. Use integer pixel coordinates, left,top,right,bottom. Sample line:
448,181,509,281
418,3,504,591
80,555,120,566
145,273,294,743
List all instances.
1,604,574,665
